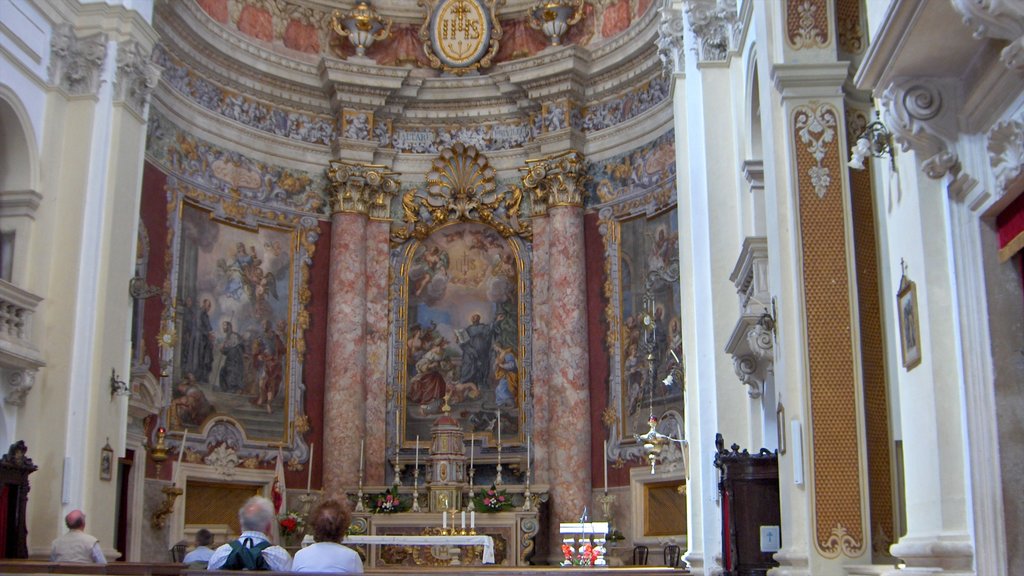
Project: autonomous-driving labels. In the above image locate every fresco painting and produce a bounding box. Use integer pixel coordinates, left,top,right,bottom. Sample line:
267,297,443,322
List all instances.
401,222,521,444
172,201,293,441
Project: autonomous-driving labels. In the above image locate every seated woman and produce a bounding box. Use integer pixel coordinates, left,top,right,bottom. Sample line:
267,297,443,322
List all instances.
291,499,363,573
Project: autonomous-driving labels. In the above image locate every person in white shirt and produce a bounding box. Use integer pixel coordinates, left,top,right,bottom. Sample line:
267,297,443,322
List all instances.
291,499,363,573
181,528,215,566
206,496,292,571
50,510,106,564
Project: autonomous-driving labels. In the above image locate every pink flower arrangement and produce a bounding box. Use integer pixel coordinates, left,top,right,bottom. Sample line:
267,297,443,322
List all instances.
474,484,512,512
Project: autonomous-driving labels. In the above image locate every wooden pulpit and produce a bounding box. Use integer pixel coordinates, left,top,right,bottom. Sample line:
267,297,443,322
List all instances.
0,441,36,558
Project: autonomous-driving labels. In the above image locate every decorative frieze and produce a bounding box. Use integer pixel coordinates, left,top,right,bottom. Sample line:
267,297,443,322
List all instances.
5,369,36,407
48,24,108,97
326,160,400,218
115,41,162,118
683,0,738,63
880,78,959,179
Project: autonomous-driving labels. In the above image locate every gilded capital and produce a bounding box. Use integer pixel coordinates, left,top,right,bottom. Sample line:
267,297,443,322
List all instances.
522,150,588,215
327,160,400,219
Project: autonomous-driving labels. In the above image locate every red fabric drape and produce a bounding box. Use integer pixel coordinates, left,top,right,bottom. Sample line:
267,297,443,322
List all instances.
997,192,1024,262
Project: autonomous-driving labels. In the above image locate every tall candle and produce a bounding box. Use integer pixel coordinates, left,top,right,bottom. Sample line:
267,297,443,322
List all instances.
603,439,609,494
415,436,420,471
443,511,447,530
175,429,188,485
526,434,531,483
307,442,314,492
359,439,365,478
461,511,466,529
470,510,475,530
496,410,501,441
469,434,474,470
395,412,400,451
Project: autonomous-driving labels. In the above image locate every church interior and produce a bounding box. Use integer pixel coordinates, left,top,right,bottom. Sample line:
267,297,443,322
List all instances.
0,0,1022,574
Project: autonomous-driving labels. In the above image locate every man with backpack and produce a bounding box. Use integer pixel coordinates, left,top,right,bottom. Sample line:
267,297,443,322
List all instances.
207,496,292,571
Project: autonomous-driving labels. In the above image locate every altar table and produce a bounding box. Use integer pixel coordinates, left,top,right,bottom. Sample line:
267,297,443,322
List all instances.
347,534,496,564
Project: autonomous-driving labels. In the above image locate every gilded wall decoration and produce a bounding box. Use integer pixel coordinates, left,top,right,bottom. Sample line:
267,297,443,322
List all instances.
785,0,830,50
163,177,319,466
420,0,503,75
791,102,865,558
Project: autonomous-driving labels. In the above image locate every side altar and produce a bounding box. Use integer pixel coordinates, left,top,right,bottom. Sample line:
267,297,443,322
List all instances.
342,399,547,568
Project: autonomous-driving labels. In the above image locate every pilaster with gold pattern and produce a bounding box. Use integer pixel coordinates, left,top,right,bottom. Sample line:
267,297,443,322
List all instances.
523,150,590,562
323,161,400,493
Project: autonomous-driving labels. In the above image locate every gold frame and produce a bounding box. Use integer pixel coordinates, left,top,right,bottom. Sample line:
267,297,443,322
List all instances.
896,278,921,370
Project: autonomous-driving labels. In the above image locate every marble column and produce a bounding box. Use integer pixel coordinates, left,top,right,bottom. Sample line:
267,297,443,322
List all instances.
323,161,399,496
526,151,591,556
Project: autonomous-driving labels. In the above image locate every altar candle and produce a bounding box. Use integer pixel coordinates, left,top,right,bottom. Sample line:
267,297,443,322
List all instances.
395,412,400,451
603,439,609,494
443,511,447,530
307,442,314,492
415,436,420,471
461,511,466,529
496,410,501,441
469,434,474,470
526,434,531,483
470,510,475,530
359,439,365,478
175,429,188,485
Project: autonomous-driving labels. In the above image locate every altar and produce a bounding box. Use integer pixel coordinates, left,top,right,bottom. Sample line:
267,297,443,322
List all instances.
347,508,542,568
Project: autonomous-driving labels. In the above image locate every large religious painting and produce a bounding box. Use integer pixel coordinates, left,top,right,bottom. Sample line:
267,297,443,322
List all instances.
399,222,523,443
171,200,294,441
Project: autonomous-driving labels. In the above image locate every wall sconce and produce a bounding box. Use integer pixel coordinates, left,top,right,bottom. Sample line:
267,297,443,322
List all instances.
848,119,894,170
128,276,161,299
528,0,584,46
151,484,183,530
110,369,130,399
331,1,392,57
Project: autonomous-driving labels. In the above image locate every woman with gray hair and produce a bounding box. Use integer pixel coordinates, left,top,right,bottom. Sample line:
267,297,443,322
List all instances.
206,496,292,571
291,499,363,573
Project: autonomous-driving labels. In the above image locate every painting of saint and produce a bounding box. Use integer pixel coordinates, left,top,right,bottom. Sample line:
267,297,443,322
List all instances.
173,202,293,440
401,222,522,443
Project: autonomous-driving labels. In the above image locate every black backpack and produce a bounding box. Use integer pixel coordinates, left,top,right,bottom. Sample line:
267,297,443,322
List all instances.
222,538,272,570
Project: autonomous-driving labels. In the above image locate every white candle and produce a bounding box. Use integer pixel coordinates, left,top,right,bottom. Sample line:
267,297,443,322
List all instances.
415,436,420,471
470,510,475,530
307,442,314,492
496,410,501,441
395,412,400,451
603,439,609,494
469,434,474,470
526,434,531,483
359,439,365,479
461,511,466,529
175,429,188,485
443,512,447,530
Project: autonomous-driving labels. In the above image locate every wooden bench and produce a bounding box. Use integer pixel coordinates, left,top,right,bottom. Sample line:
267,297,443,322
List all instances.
0,561,186,575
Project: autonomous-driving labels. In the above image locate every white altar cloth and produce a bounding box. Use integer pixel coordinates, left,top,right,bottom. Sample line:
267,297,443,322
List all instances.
346,534,495,564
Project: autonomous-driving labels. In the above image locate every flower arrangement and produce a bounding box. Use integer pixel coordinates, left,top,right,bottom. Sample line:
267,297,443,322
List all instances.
561,541,604,566
373,487,406,513
278,511,305,537
474,484,513,512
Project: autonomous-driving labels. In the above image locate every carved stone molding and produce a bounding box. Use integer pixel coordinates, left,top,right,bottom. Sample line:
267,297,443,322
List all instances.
657,0,686,76
988,119,1024,194
115,40,162,117
48,24,108,97
880,78,960,179
683,0,738,63
733,354,762,398
951,0,1024,71
204,443,240,477
4,369,36,407
326,160,400,218
523,150,587,213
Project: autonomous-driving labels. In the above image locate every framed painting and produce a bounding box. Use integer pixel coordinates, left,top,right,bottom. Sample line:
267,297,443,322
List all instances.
171,200,295,441
897,277,921,370
398,222,524,446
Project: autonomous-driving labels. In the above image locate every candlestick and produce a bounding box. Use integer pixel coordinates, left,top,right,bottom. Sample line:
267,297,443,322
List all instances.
175,429,188,486
603,439,609,494
307,442,314,492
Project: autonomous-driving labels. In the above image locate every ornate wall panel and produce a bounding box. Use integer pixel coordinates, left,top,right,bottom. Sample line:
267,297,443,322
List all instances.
785,0,830,50
792,102,864,558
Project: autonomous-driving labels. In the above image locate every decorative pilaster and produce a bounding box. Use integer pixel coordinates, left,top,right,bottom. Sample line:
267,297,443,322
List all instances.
114,40,161,118
48,24,108,97
880,78,960,179
324,161,399,495
683,0,739,63
524,150,590,560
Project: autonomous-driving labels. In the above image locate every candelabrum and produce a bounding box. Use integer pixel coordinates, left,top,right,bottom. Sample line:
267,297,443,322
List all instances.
151,483,183,530
411,465,422,512
597,492,616,524
495,442,503,486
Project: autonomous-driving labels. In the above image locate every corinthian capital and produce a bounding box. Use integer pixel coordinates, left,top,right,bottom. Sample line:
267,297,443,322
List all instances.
880,78,960,179
115,40,162,117
49,24,108,96
657,0,686,76
327,160,400,219
951,0,1024,71
683,0,738,63
522,150,588,214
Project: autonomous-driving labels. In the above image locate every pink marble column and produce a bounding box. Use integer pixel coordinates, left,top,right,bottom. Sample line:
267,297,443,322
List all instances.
530,217,551,486
546,203,591,530
363,219,391,484
324,212,367,497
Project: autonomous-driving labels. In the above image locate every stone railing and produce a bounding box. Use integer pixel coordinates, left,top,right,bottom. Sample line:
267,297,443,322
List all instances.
0,280,45,406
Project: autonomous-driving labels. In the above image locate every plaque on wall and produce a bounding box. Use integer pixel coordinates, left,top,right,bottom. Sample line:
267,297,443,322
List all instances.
419,0,502,75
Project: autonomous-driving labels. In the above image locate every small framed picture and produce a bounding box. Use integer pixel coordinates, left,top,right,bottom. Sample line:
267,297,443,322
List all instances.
897,278,922,370
100,441,113,481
